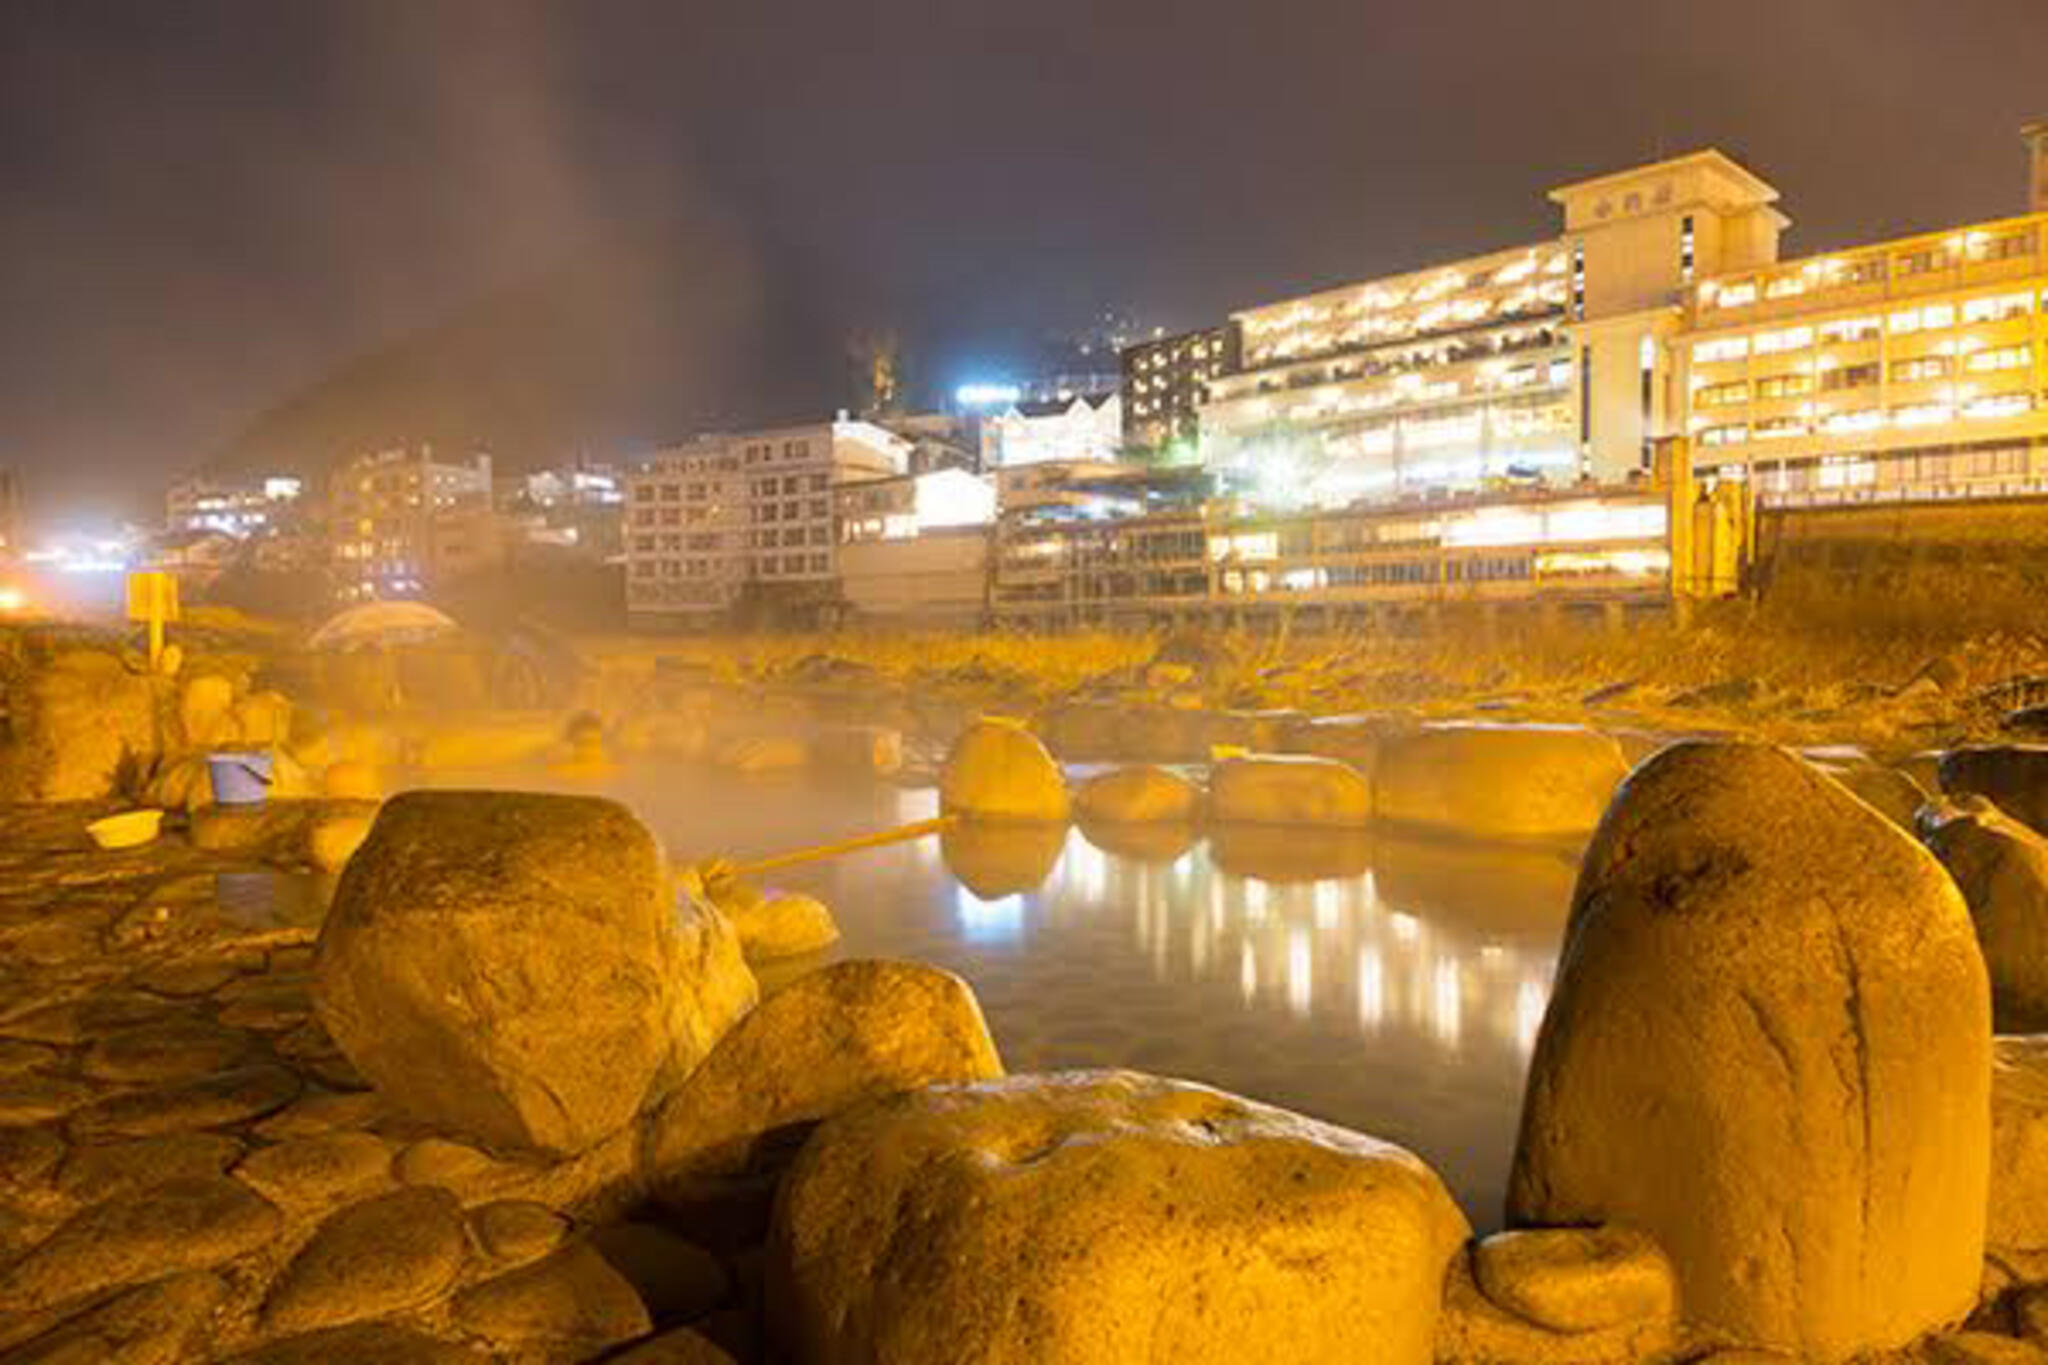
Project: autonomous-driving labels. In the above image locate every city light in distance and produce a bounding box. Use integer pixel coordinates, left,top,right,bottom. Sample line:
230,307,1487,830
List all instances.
955,383,1022,407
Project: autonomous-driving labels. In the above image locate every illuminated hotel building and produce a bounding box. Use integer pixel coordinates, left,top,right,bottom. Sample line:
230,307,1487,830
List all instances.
1678,215,2048,501
1201,137,2048,511
329,444,498,601
1121,324,1240,453
624,418,910,625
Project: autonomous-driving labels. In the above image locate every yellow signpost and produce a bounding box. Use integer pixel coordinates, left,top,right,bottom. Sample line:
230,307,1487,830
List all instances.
125,571,180,669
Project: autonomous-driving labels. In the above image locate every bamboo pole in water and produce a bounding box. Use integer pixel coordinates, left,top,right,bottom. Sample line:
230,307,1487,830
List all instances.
728,813,957,879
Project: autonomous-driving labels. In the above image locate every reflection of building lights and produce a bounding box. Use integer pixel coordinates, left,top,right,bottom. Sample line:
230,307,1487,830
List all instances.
1431,958,1463,1049
1357,946,1384,1031
1390,911,1420,943
1516,978,1550,1054
1313,880,1341,930
953,888,1026,946
1244,878,1268,923
1239,942,1258,1004
1287,929,1313,1017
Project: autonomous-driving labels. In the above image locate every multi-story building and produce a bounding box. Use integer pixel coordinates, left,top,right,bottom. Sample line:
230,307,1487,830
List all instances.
978,394,1124,468
623,418,910,626
498,460,626,560
1202,133,2048,514
329,444,498,601
1121,324,1240,454
166,474,304,537
0,469,19,564
1199,150,1789,505
1677,212,2048,503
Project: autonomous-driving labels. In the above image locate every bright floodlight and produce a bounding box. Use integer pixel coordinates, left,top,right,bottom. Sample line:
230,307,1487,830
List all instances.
955,383,1021,407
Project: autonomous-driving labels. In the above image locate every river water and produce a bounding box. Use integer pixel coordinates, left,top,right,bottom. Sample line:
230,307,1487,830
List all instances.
422,756,1581,1229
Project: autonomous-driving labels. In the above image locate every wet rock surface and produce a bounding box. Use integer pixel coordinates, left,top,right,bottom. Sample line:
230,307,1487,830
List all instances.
312,790,756,1155
1511,741,1991,1360
769,1068,1469,1365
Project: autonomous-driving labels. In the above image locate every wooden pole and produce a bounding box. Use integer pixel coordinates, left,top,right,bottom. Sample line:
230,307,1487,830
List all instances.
729,814,958,879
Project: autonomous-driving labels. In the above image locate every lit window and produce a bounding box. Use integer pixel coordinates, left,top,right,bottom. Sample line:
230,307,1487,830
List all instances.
1692,337,1750,364
1818,316,1881,344
1753,326,1813,355
1962,292,2034,324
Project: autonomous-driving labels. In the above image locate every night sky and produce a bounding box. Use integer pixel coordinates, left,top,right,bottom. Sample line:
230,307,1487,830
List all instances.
3,0,2045,527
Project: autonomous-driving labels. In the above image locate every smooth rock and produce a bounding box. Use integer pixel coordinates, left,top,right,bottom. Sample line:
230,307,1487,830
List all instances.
1509,742,1991,1360
252,1089,383,1139
83,1017,258,1083
1471,1225,1675,1333
0,1176,281,1312
56,1132,243,1202
0,650,163,802
1208,753,1372,826
939,718,1070,822
179,674,236,749
262,1186,467,1332
1073,765,1203,825
307,814,373,875
1944,748,2048,837
471,1199,569,1263
727,893,840,962
227,1323,490,1364
451,1241,652,1348
1435,1243,1677,1365
644,959,1003,1187
1277,713,1404,781
232,1131,393,1208
1925,800,2048,1031
313,791,756,1155
133,959,244,998
68,1064,300,1138
1373,723,1629,841
769,1069,1468,1365
1820,761,1930,831
1993,1036,2048,1252
4,1269,227,1365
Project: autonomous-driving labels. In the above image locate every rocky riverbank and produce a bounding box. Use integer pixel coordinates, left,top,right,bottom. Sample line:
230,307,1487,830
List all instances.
9,620,2048,1360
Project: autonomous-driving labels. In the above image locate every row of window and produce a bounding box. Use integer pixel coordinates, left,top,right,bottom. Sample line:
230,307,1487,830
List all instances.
1698,392,2038,444
1697,345,2037,408
1707,229,2041,310
631,551,833,580
1693,290,2045,365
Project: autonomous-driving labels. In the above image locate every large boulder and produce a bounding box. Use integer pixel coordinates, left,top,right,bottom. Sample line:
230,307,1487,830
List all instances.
939,719,1070,822
1509,742,1991,1360
642,960,1002,1191
0,649,164,801
1944,748,2048,837
1208,754,1372,827
1277,713,1407,783
1373,723,1629,842
1072,765,1202,825
1924,799,2048,1031
313,791,757,1155
768,1069,1467,1365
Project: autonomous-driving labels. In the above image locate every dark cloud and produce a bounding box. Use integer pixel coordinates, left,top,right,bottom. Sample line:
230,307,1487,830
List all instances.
2,0,2044,524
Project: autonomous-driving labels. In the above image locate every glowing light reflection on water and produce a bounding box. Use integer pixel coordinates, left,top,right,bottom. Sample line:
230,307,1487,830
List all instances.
415,759,1575,1229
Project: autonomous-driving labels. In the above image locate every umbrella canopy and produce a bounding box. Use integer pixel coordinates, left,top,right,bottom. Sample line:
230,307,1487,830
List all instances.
307,601,460,651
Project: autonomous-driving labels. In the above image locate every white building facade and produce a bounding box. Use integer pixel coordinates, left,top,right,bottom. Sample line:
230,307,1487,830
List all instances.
624,418,910,624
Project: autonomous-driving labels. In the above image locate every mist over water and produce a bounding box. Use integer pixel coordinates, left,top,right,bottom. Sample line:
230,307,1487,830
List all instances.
411,752,1575,1228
